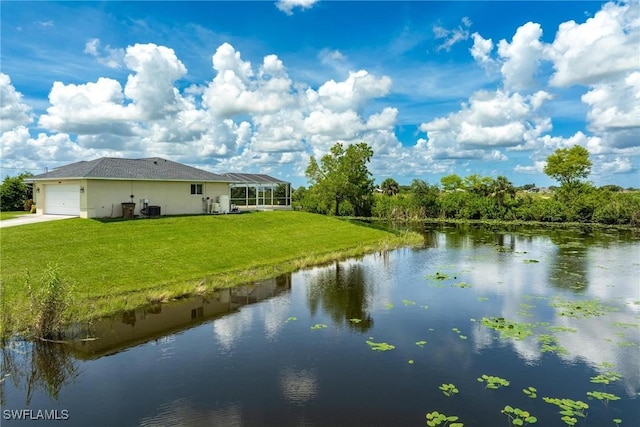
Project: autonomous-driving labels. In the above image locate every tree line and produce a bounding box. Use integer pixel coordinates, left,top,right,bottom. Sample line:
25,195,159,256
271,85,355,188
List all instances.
294,143,640,226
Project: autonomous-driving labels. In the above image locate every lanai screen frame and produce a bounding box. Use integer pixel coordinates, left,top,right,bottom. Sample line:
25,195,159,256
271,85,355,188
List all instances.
223,173,291,209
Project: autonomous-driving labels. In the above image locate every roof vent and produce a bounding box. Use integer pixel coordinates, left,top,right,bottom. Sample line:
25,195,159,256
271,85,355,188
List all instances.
154,161,158,165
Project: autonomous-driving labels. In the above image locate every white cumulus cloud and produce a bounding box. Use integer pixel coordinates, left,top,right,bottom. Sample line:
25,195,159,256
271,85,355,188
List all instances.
420,90,552,154
316,70,392,112
547,1,640,88
84,38,125,69
497,22,545,91
276,0,319,15
0,73,33,132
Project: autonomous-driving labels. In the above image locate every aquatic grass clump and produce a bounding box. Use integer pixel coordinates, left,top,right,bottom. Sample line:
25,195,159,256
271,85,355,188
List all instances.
26,264,74,339
439,383,459,397
415,340,427,347
477,374,510,390
501,405,537,426
425,411,463,427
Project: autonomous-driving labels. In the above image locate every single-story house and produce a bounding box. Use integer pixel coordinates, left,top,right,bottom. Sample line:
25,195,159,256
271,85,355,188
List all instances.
27,157,289,219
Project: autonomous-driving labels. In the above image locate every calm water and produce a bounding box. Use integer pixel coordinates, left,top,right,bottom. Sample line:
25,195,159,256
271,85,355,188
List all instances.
2,224,639,426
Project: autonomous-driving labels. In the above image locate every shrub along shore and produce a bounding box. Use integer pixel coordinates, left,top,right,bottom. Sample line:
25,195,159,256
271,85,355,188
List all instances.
0,211,422,338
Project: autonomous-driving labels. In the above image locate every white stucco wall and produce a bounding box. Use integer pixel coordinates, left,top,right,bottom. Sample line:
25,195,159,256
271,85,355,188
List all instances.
86,180,230,218
34,179,230,218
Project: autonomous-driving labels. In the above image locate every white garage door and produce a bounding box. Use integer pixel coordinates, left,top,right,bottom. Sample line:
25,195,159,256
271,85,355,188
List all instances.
45,184,80,215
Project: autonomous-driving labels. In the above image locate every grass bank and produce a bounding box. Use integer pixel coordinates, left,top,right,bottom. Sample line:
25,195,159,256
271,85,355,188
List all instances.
356,216,639,231
0,211,422,337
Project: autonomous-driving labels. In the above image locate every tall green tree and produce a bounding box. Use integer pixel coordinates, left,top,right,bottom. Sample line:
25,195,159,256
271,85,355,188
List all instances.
305,142,375,216
440,174,464,191
490,176,516,207
464,174,493,196
543,145,592,190
0,172,33,211
410,179,440,217
380,177,400,196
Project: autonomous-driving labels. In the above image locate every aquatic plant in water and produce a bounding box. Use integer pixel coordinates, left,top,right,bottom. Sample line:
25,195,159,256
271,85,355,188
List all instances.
365,339,395,351
480,317,534,340
586,391,621,405
501,405,537,426
538,334,569,355
285,316,297,322
403,299,417,306
542,397,589,426
477,374,510,390
590,370,622,385
425,411,463,427
349,318,362,323
427,272,451,281
550,297,617,318
452,327,467,340
523,387,537,399
439,383,459,397
310,323,328,330
452,282,471,288
416,340,427,347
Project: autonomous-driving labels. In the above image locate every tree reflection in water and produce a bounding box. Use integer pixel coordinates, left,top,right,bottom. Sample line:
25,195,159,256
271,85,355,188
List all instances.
307,260,374,332
1,338,79,405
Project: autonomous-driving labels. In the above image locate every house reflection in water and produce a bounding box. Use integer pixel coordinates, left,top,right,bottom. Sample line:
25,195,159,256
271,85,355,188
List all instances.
67,274,292,360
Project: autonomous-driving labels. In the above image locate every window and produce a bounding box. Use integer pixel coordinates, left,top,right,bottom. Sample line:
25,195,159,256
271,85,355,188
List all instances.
190,184,203,195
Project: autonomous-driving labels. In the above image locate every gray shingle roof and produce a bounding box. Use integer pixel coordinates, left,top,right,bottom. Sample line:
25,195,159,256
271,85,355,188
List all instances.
29,158,230,182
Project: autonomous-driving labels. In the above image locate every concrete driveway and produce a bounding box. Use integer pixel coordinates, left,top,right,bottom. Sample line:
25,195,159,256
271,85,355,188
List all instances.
0,214,78,228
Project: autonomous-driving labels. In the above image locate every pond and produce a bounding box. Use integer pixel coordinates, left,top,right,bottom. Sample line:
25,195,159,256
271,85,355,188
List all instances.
2,224,639,426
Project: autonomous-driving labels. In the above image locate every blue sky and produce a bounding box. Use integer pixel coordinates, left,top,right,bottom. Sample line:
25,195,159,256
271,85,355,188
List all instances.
1,1,638,188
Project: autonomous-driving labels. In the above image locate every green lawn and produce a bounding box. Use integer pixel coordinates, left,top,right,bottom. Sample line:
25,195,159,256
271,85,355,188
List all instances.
1,211,421,335
0,211,31,220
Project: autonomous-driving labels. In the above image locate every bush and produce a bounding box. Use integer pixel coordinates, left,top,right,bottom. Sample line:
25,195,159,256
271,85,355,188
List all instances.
1,173,33,211
27,265,74,339
593,191,640,226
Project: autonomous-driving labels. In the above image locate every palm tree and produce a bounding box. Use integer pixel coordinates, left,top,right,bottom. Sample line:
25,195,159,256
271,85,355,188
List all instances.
490,176,516,207
380,178,400,197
